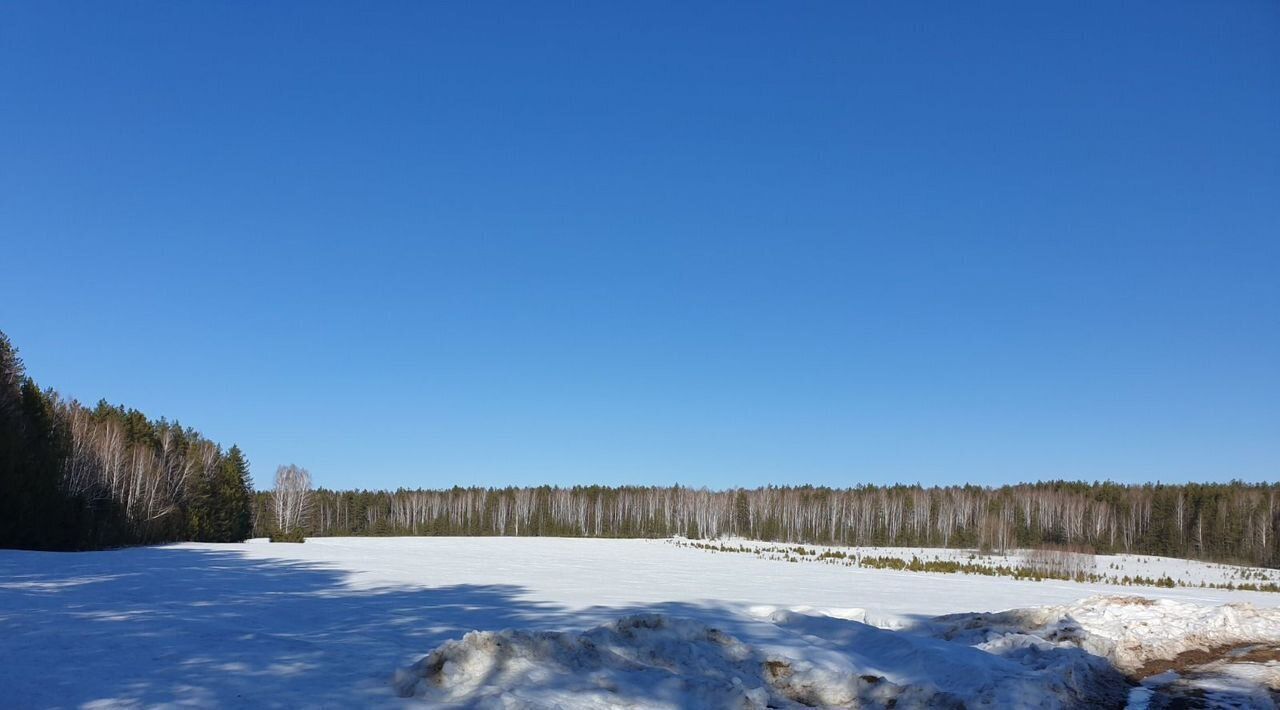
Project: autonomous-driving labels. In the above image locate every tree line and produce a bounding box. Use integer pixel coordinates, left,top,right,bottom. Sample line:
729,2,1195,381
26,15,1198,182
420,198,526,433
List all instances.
254,480,1280,567
5,328,1276,566
0,331,254,550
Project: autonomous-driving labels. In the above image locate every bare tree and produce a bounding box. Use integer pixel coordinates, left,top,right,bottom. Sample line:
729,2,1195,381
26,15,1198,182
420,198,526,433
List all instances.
272,464,312,535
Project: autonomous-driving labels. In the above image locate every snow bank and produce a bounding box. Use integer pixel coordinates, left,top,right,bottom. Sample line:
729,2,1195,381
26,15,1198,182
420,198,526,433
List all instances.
926,595,1280,675
395,612,1128,708
770,608,1128,706
396,596,1280,708
393,614,942,708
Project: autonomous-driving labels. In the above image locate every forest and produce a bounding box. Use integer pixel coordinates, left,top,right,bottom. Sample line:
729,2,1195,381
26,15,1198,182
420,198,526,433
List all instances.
0,331,253,550
254,481,1280,568
4,329,1276,567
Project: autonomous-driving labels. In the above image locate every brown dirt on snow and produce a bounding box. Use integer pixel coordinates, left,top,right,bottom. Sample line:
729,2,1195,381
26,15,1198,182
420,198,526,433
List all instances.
1133,643,1280,680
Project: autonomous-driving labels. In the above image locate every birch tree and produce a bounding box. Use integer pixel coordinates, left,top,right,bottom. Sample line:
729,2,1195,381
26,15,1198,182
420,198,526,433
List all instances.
272,464,312,535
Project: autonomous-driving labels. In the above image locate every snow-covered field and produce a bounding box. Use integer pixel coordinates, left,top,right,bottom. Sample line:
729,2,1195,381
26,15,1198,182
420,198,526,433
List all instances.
672,537,1280,591
2,537,1278,708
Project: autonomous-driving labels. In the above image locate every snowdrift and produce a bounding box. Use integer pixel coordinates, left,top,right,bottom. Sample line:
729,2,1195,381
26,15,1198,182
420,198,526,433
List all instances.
926,595,1280,676
396,596,1280,708
394,612,1128,708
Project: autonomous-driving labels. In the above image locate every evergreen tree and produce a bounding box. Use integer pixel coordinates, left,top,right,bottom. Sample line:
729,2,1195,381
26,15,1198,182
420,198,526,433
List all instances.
17,379,72,549
0,332,28,547
0,329,257,551
220,445,254,541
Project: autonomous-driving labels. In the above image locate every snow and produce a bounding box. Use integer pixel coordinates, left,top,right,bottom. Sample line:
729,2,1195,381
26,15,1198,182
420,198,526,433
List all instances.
1194,660,1280,707
926,596,1280,674
675,537,1280,591
394,612,1127,708
2,537,1278,708
1126,646,1280,709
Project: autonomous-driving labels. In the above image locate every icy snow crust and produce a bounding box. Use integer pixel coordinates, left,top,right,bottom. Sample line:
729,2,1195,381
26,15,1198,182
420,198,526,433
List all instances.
4,537,1280,707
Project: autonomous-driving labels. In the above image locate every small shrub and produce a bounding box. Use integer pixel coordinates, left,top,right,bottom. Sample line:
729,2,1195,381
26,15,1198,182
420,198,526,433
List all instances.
269,529,306,543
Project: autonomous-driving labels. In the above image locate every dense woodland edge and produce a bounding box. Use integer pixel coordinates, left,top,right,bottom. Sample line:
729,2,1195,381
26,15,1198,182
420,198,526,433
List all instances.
3,330,1277,568
0,331,253,550
252,480,1280,568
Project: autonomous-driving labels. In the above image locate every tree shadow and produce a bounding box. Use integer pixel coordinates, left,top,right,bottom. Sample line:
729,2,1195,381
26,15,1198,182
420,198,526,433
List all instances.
0,546,569,708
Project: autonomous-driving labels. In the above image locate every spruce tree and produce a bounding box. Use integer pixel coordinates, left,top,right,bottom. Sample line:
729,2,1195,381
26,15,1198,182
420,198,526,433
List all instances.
222,445,254,541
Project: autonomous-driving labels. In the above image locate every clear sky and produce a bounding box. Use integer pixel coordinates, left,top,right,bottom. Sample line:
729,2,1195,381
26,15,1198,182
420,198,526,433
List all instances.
2,2,1277,491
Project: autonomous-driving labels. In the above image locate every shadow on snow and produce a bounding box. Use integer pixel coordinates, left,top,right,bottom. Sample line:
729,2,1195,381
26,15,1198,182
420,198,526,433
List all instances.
0,546,566,708
0,547,1138,708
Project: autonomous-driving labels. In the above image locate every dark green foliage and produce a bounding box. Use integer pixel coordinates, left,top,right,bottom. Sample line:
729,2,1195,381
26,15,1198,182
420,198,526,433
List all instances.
189,446,254,543
268,529,305,543
0,330,255,550
0,334,76,550
223,446,255,541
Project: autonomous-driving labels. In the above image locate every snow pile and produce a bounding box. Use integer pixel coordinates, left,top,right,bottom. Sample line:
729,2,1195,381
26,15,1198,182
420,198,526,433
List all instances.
396,596,1280,708
926,595,1280,675
393,614,941,708
395,612,1128,708
761,609,1126,708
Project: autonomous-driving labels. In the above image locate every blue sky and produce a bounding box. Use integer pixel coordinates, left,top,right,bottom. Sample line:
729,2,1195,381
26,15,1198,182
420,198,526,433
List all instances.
2,2,1277,490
